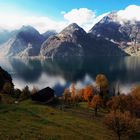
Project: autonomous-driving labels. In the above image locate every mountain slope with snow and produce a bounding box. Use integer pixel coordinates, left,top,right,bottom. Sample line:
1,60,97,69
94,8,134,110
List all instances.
89,12,140,51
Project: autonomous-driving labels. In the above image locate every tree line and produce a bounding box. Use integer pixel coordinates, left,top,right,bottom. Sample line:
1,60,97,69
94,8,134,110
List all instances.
0,83,38,103
0,73,140,140
61,74,140,140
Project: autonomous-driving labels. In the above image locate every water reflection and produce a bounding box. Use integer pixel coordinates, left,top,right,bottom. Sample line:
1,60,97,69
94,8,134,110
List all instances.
10,59,42,82
0,56,140,95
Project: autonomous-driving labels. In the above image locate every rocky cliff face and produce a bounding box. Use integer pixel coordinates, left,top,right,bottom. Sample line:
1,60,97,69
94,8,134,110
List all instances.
0,29,16,45
0,26,45,57
0,20,130,58
42,30,57,40
40,23,128,58
89,12,140,49
40,23,87,58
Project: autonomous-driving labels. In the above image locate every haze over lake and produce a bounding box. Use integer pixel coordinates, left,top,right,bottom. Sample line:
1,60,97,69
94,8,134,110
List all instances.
0,56,140,95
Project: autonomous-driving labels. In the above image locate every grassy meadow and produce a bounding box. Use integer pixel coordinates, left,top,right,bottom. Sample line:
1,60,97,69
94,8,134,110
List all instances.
0,100,140,140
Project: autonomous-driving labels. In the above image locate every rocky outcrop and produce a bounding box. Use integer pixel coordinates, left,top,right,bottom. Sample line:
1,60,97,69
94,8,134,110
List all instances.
40,23,128,58
0,21,130,58
42,30,57,40
40,23,87,58
0,67,13,91
0,26,45,57
0,29,14,45
89,12,140,49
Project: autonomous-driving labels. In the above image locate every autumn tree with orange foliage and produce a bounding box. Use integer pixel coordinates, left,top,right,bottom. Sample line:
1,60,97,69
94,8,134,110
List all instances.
107,93,140,117
130,86,140,117
96,74,109,106
83,85,94,103
71,83,76,98
131,86,140,101
90,95,103,116
63,85,78,106
104,110,138,140
96,74,109,94
77,88,84,101
70,83,78,104
63,88,71,104
107,94,128,112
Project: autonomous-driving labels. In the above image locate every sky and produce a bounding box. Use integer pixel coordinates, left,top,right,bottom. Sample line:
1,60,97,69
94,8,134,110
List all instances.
0,0,140,33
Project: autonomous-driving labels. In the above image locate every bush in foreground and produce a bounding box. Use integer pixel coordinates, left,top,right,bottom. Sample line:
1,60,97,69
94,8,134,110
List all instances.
104,110,138,140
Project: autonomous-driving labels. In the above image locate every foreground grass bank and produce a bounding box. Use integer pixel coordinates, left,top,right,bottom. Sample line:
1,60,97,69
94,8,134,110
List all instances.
0,100,140,140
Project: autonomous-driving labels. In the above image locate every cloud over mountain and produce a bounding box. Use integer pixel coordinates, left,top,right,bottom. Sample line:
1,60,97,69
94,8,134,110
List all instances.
0,5,140,33
64,8,96,25
117,5,140,21
0,7,108,33
63,8,109,31
0,14,67,33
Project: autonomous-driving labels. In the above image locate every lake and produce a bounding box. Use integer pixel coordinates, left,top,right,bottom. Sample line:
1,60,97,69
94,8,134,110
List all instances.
0,56,140,96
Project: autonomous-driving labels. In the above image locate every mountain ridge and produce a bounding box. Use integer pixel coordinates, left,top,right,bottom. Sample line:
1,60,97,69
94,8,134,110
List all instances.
1,14,138,58
0,26,56,57
40,23,128,58
89,12,140,55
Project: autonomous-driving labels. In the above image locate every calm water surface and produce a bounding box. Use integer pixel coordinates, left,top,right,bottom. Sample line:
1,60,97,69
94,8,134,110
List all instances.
0,56,140,96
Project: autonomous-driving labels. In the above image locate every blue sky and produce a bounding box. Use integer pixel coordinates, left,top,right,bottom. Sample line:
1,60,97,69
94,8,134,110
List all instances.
0,0,140,18
0,0,140,32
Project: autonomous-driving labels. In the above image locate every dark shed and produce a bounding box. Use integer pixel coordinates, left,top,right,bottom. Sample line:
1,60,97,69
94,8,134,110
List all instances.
31,87,54,103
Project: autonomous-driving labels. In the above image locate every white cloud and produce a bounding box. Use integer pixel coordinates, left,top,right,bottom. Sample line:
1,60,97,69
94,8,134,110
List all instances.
117,5,140,21
13,72,66,89
92,12,109,24
64,8,96,28
0,8,108,33
63,8,108,31
0,13,67,33
1,5,140,34
83,12,109,31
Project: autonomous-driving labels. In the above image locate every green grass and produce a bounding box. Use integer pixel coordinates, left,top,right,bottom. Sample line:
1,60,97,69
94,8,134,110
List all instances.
0,100,139,140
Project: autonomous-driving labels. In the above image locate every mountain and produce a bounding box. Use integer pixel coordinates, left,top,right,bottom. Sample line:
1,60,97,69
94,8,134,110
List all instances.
89,12,140,50
42,30,57,40
40,23,128,58
0,26,45,57
0,22,129,58
0,29,16,45
40,23,87,58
